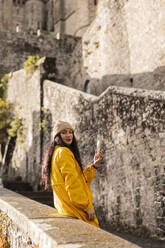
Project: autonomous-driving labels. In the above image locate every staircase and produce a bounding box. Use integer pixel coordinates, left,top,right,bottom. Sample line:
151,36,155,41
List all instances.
3,180,54,207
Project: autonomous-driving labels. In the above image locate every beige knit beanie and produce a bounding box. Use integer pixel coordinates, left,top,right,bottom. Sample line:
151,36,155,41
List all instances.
54,120,74,137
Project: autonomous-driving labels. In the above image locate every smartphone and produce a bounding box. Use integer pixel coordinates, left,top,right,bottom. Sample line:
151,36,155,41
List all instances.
97,138,101,153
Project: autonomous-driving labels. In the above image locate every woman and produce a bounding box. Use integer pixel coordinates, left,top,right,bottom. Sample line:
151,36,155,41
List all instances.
41,120,102,227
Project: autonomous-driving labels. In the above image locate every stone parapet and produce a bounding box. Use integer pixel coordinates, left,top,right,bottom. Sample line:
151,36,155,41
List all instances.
0,188,142,248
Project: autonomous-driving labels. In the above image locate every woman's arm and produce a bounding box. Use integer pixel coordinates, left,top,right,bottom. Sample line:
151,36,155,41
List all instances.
83,149,103,184
83,164,97,184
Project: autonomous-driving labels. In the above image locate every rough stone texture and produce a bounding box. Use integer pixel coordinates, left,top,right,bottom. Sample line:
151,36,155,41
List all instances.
53,0,90,37
82,0,165,93
0,0,47,32
0,30,80,86
1,1,165,95
0,210,38,248
0,0,97,36
2,1,165,94
25,0,45,31
6,69,41,190
89,87,165,238
0,188,145,248
43,81,165,238
6,66,165,237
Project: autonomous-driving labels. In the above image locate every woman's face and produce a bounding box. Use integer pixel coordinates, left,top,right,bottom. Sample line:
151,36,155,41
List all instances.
60,128,73,145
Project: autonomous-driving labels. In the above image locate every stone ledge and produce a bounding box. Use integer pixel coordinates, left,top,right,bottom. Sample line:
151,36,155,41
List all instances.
97,85,165,102
0,188,141,248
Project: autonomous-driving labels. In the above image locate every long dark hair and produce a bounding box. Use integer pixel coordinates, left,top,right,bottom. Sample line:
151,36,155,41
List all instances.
41,133,83,190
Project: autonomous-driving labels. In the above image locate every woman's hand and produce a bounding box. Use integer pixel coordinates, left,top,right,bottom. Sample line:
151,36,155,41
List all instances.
93,149,103,169
86,208,95,220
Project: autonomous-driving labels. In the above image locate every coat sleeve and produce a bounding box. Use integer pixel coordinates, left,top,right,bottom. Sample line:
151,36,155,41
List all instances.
57,148,92,211
83,164,97,184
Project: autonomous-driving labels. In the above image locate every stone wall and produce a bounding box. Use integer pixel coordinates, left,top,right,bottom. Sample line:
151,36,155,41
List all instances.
0,0,45,32
0,209,38,248
81,0,165,93
90,87,165,238
6,66,165,237
53,0,93,37
2,0,165,94
0,188,142,248
0,0,97,36
25,0,45,31
6,69,41,190
43,81,165,238
0,30,80,86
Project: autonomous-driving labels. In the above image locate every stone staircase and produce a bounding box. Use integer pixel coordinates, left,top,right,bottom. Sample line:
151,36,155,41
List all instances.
3,180,54,207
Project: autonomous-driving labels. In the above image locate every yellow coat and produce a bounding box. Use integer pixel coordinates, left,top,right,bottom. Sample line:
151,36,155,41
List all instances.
51,146,99,227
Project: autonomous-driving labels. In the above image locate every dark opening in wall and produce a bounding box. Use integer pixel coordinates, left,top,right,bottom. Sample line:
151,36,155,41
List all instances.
130,78,133,87
94,0,97,5
13,0,27,5
84,80,90,93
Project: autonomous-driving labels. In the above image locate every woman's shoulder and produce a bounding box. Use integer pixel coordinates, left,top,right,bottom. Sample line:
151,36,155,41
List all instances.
55,146,73,158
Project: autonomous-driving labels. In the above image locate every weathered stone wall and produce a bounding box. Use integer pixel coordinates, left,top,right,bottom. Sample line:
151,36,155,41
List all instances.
90,87,165,238
0,209,38,248
46,0,55,32
6,66,165,237
25,0,45,31
2,0,165,94
42,79,96,153
0,0,96,36
6,69,41,190
53,0,95,37
1,188,146,248
0,30,80,86
0,0,45,32
3,0,165,95
0,0,14,31
43,81,165,238
82,0,165,93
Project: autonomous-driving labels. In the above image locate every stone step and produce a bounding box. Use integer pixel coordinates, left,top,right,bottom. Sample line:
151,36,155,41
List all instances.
15,191,54,207
3,181,54,207
3,180,33,191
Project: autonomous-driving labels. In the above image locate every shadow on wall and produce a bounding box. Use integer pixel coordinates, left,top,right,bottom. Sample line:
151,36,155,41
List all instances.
81,66,165,96
27,109,53,191
105,228,165,248
3,109,53,192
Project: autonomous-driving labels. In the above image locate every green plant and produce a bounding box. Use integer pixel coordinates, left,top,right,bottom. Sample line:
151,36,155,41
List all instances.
0,74,9,100
39,119,47,131
151,154,156,161
7,116,24,140
0,112,25,178
24,56,40,75
0,99,11,143
1,74,9,85
0,81,25,175
39,107,49,131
